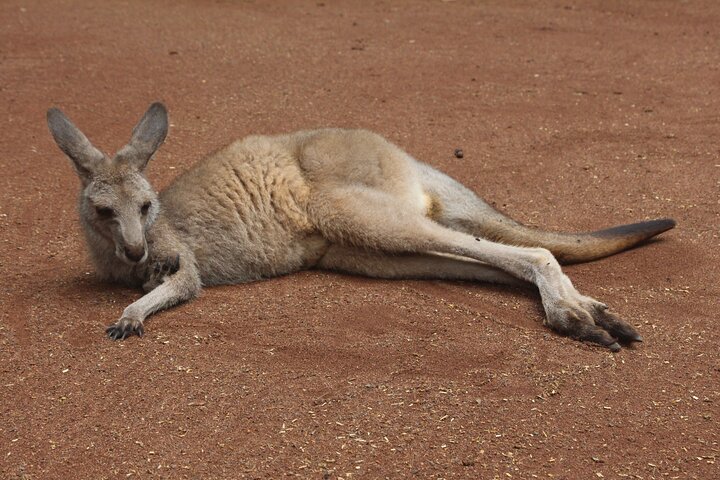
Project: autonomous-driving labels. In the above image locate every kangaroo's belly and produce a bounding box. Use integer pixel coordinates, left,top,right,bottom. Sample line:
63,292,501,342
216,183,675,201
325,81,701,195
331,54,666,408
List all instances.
161,137,328,285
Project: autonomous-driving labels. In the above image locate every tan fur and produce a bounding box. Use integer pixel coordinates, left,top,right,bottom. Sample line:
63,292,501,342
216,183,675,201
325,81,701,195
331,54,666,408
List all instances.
423,193,443,221
47,103,675,350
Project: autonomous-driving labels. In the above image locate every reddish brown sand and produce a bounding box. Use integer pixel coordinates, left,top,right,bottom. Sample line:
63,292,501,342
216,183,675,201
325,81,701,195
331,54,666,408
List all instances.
1,1,718,478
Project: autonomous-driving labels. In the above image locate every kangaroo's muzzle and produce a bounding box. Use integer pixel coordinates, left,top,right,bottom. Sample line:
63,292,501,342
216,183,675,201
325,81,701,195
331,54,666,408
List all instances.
123,244,147,263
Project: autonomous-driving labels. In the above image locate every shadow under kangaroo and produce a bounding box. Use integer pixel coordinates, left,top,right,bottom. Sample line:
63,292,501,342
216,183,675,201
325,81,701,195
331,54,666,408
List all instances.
46,102,675,351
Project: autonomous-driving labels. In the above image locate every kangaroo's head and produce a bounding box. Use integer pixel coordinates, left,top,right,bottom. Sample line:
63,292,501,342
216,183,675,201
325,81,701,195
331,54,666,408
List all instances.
47,103,168,265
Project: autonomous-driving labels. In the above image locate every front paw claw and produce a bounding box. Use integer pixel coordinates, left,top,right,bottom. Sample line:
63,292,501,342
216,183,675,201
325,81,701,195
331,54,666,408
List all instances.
144,254,181,292
106,317,144,341
152,254,181,279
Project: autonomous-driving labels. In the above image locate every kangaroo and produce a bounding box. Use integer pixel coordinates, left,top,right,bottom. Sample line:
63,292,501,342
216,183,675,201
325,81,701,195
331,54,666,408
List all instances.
46,102,675,351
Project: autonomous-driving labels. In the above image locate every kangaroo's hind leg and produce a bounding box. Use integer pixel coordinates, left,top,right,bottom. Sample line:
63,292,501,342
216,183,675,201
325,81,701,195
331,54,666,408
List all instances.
415,162,525,242
309,186,641,351
317,245,523,286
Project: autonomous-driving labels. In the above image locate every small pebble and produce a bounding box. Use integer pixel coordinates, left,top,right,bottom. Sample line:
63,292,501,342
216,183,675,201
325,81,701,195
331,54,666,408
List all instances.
454,148,464,159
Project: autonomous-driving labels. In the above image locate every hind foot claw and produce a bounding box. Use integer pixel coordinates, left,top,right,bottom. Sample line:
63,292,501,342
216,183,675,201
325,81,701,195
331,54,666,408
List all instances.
545,298,642,352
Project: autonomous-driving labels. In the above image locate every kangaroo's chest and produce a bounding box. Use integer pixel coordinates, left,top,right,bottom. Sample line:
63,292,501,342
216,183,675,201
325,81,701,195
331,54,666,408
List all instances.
162,142,326,285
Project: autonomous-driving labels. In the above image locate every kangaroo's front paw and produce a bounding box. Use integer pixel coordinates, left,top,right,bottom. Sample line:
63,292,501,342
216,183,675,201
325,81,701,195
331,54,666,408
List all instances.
153,253,181,278
144,254,181,291
106,317,144,340
545,299,640,352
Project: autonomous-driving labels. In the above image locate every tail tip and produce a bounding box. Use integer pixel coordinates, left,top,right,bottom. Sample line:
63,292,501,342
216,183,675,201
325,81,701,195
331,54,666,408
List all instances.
650,218,677,233
595,217,677,239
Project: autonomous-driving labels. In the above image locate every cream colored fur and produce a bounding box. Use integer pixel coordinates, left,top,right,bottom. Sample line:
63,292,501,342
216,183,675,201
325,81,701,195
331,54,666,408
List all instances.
47,103,674,351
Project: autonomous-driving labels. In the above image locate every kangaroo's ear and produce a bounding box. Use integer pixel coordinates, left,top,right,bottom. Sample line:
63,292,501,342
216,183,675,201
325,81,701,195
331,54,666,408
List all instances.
115,102,168,171
47,108,107,180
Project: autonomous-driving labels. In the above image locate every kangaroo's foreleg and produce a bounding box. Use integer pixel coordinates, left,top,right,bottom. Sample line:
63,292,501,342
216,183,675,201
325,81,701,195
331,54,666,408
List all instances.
317,244,524,286
106,256,201,340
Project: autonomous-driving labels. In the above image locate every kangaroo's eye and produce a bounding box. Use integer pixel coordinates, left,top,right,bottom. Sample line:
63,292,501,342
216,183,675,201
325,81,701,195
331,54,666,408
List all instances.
96,207,114,218
140,202,151,215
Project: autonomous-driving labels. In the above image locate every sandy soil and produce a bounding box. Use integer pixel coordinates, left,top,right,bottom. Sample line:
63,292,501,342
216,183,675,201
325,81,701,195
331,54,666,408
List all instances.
1,0,718,478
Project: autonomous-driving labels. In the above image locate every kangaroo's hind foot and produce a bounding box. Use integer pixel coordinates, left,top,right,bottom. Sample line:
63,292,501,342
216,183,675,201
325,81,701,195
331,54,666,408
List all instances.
542,293,643,351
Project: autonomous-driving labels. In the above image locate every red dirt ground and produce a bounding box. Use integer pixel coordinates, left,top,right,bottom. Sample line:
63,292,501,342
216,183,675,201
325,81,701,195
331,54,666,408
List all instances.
1,1,718,478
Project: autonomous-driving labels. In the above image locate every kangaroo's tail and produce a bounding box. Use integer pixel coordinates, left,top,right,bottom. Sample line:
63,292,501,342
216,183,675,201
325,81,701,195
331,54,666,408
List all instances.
475,216,676,264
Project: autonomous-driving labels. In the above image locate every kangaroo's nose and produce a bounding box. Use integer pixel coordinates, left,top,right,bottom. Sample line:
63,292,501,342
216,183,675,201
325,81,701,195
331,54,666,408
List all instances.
124,245,146,263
